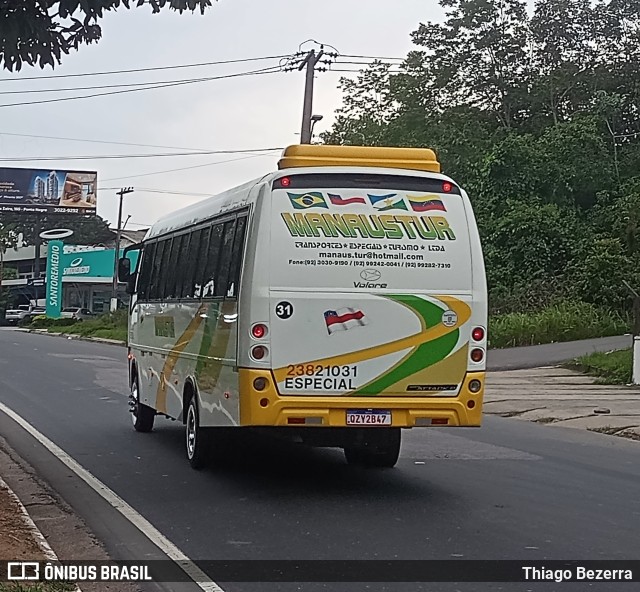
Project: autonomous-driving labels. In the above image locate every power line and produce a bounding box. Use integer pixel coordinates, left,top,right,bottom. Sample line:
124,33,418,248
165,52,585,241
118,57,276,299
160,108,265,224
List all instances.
0,71,282,95
339,54,404,61
334,60,403,66
327,69,404,74
102,153,274,182
0,66,284,109
0,131,234,153
99,186,213,197
0,147,283,162
0,54,292,82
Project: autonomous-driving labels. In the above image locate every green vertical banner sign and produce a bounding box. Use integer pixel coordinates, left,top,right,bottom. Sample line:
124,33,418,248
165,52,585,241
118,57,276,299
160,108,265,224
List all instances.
46,240,63,319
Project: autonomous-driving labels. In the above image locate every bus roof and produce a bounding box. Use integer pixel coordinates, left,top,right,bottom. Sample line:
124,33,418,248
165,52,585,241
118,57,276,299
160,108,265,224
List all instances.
278,144,440,173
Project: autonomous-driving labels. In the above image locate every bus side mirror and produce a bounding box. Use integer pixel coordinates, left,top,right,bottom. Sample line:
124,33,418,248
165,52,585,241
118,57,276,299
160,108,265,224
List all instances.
117,257,131,283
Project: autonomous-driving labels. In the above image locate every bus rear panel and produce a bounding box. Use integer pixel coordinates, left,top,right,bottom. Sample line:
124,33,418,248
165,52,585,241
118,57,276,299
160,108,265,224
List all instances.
239,169,487,430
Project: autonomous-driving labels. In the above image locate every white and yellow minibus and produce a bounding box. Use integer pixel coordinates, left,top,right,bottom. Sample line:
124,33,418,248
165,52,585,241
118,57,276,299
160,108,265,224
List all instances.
119,144,487,469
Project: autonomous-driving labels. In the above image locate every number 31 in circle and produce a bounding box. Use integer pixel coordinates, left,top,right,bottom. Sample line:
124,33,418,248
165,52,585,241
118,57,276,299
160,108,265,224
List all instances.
275,301,293,320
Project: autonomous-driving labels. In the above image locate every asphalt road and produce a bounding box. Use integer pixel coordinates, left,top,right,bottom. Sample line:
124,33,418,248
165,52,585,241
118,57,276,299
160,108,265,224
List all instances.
0,329,638,592
487,334,632,370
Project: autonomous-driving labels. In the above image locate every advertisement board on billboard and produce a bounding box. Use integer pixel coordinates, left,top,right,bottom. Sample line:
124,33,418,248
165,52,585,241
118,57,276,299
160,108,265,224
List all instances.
0,167,97,215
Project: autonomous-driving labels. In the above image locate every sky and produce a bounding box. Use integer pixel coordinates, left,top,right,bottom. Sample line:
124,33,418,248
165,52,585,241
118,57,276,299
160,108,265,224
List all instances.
0,0,446,231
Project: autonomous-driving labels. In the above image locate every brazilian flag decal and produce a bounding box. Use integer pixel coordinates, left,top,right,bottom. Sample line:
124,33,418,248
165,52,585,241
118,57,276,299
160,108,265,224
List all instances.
288,192,329,209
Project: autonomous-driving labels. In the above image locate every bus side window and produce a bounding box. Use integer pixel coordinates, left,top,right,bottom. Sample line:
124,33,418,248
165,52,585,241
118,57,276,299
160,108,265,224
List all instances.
148,240,166,300
200,223,223,299
180,228,203,299
215,220,236,298
137,242,156,301
226,216,247,299
157,237,174,300
165,234,185,299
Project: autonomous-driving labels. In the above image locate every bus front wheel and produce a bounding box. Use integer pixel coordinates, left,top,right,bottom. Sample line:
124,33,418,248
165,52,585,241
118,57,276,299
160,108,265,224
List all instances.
344,428,401,468
186,396,209,470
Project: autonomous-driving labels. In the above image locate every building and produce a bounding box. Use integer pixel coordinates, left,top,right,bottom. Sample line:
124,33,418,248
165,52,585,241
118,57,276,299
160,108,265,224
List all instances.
1,228,148,314
47,171,59,202
34,176,46,199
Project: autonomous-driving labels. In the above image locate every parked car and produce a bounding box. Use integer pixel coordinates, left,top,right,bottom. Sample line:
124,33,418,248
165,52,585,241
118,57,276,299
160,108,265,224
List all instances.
5,304,35,325
60,307,95,321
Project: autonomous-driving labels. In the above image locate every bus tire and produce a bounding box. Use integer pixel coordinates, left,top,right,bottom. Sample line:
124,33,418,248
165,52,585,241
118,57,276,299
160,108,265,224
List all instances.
130,375,155,433
344,428,401,468
186,395,209,470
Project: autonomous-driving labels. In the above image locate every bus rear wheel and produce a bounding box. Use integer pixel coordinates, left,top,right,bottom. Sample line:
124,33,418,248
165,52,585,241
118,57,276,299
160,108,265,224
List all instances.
130,375,155,433
344,428,401,468
186,395,209,470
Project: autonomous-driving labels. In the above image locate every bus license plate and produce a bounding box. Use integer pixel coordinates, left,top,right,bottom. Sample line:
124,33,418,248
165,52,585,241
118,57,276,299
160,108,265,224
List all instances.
346,410,391,425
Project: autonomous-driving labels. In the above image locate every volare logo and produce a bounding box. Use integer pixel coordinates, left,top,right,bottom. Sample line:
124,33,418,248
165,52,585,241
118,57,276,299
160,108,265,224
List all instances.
360,269,382,282
353,281,388,289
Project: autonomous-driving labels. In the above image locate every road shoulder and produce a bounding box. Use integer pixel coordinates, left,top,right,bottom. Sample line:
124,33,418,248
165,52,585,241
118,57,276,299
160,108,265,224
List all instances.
0,436,139,592
484,366,640,440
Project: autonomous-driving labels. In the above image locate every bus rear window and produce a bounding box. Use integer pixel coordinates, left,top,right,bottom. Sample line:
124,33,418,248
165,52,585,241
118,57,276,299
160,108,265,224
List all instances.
273,173,461,195
270,179,472,293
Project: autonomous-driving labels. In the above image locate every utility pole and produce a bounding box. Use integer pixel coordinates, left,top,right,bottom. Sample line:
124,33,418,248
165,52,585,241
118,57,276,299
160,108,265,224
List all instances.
33,214,42,280
111,187,134,313
284,43,337,142
298,48,324,143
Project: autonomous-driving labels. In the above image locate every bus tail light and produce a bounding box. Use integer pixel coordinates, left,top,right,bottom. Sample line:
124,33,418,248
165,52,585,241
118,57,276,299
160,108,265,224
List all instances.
470,348,484,363
251,345,268,360
251,323,268,339
471,327,485,342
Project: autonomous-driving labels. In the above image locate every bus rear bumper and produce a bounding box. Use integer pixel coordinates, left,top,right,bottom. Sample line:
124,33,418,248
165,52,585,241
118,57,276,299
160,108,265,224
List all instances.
238,369,485,427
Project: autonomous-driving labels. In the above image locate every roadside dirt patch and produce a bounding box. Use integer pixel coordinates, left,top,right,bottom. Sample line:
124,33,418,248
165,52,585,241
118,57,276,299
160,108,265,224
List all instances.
0,480,44,560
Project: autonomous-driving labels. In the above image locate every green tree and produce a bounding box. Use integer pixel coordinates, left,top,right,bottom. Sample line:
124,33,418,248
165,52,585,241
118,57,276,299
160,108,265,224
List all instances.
410,0,531,127
0,0,214,71
0,219,20,294
0,213,114,246
568,238,637,309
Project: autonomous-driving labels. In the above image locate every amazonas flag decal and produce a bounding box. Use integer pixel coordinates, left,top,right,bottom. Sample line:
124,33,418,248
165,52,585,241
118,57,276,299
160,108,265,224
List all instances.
324,308,368,334
368,193,407,211
288,192,328,209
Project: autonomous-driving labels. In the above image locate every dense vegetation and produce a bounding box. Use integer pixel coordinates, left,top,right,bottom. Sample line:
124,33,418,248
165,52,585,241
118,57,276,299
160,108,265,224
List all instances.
323,0,640,322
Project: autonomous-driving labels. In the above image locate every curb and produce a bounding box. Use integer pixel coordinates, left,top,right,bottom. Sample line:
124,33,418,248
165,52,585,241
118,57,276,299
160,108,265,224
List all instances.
21,328,126,347
0,475,82,591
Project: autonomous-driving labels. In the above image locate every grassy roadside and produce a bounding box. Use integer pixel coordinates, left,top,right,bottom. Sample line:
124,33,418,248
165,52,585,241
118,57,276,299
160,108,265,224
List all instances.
26,310,127,343
568,348,632,385
53,321,127,342
489,301,629,349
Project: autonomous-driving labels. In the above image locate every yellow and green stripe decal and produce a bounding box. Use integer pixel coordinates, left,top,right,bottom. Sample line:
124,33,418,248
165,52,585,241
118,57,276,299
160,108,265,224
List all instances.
156,302,208,413
354,295,463,395
272,294,471,388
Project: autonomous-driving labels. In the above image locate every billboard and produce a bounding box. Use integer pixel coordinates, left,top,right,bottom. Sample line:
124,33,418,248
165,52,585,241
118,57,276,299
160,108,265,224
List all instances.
0,167,97,215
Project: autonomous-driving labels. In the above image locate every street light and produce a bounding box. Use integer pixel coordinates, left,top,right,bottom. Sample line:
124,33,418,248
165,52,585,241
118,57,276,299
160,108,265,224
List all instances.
310,114,323,139
111,187,134,313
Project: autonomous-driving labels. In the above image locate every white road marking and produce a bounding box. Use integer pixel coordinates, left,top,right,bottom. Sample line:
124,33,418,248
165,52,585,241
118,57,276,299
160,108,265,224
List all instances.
0,401,225,592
